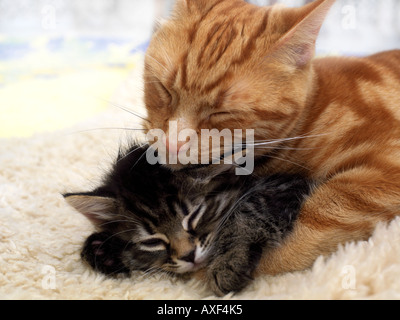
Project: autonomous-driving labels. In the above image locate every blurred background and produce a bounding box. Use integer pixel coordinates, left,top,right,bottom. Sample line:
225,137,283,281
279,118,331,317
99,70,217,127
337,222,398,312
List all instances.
1,0,400,138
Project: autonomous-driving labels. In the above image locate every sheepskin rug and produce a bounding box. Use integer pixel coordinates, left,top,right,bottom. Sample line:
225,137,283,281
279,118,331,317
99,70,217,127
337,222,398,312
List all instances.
1,68,400,300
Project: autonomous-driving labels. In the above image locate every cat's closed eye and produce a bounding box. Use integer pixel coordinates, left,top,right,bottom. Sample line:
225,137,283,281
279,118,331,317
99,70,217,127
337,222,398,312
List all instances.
208,112,231,121
157,83,172,104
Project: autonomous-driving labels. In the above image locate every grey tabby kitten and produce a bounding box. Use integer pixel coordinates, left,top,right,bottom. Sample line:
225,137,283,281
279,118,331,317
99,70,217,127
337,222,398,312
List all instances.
64,144,312,296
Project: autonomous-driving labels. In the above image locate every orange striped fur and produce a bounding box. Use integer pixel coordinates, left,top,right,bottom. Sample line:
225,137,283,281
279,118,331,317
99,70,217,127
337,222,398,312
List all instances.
143,0,400,275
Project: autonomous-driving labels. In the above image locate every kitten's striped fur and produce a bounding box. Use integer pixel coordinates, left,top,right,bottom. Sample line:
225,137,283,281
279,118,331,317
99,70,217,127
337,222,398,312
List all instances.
65,144,312,295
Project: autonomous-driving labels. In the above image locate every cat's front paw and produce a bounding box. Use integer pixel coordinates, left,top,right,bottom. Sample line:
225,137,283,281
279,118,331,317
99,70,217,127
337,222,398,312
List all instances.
207,264,253,297
81,232,130,276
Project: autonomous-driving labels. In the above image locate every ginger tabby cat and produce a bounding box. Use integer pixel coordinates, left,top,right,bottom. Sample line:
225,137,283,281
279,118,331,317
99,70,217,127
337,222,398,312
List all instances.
143,0,400,275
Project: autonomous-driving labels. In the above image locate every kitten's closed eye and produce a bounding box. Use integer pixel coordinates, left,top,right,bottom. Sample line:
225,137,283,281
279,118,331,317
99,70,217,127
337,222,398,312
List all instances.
140,238,165,246
139,235,169,252
140,239,165,248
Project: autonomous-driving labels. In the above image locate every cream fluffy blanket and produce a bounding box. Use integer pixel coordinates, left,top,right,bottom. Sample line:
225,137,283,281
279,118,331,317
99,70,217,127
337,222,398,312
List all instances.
1,70,400,300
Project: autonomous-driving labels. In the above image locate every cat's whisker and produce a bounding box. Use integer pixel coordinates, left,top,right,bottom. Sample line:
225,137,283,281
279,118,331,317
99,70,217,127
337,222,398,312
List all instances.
144,52,170,74
201,133,326,168
252,146,318,151
142,80,163,85
73,127,147,134
229,141,319,151
208,153,251,171
159,46,173,70
102,98,151,123
251,130,332,144
261,154,310,171
250,133,330,146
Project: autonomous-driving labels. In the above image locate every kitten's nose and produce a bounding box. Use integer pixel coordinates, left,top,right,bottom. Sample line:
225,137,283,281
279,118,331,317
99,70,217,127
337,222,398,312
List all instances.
166,137,187,154
180,250,196,263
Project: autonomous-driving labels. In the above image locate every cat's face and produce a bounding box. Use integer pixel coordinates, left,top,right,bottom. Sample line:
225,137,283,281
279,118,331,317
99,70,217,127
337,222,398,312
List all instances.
143,0,335,164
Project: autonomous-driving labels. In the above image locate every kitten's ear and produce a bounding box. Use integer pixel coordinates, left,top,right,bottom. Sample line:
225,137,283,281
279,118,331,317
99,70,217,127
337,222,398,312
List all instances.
270,0,335,67
64,193,117,226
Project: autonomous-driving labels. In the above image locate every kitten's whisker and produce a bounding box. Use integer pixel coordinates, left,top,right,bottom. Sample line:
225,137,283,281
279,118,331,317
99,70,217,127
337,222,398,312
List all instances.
101,240,133,277
117,144,148,163
91,229,138,273
140,266,163,279
129,148,148,172
98,219,140,228
99,229,138,245
136,269,164,283
104,265,131,277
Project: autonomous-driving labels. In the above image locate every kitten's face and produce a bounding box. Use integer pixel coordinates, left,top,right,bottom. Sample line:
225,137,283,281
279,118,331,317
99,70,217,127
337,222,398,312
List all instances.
118,196,222,274
143,0,333,164
66,188,233,274
65,145,238,275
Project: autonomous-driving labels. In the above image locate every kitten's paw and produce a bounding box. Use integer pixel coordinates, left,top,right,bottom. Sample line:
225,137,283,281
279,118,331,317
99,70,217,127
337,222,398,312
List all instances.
81,232,130,276
207,265,252,297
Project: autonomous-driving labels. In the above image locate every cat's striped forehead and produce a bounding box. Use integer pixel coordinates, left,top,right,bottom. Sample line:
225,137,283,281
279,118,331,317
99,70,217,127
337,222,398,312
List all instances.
150,0,276,96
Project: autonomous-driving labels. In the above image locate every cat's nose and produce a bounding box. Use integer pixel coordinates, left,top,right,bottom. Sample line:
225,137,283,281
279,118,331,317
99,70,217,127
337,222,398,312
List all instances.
166,137,187,154
180,250,196,263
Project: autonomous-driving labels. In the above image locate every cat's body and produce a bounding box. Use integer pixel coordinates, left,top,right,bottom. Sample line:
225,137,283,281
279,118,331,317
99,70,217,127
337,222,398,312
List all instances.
256,50,400,274
65,144,312,295
142,0,400,276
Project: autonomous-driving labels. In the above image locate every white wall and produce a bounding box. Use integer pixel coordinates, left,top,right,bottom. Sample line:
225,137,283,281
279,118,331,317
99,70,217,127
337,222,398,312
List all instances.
0,0,399,55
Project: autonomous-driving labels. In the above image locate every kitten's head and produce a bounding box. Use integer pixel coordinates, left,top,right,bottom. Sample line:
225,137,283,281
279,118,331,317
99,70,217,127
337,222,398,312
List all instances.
144,0,335,164
65,145,239,274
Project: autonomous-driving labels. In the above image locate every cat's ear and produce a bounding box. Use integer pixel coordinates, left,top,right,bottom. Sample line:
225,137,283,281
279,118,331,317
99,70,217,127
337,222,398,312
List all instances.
64,193,117,226
270,0,335,67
